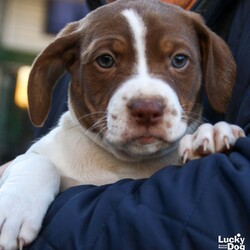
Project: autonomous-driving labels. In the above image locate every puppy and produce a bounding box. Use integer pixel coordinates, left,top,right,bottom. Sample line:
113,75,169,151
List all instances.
0,0,245,249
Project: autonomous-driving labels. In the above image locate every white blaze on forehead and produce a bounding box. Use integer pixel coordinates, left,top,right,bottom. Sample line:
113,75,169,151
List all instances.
104,8,188,161
122,9,148,76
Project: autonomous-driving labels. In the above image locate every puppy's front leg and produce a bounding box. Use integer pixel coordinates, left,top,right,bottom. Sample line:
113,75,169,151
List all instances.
0,153,60,250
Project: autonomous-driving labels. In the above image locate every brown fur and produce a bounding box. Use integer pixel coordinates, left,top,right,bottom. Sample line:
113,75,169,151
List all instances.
28,0,236,132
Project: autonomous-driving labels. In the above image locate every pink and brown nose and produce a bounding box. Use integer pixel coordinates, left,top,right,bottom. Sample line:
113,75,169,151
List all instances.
127,99,164,126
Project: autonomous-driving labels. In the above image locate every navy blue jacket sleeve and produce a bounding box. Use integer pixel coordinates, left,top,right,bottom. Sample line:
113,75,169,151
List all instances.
27,137,250,250
26,0,250,249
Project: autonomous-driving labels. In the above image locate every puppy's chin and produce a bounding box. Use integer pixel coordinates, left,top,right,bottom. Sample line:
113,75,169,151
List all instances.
103,137,180,162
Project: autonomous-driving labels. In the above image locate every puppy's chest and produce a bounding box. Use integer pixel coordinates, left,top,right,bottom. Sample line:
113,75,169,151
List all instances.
29,112,181,189
56,133,176,188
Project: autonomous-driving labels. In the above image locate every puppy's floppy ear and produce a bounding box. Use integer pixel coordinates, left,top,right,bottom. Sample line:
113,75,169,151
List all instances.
28,21,80,127
190,12,236,113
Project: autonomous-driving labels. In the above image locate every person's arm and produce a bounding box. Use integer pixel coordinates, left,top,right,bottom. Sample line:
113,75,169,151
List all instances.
26,136,250,249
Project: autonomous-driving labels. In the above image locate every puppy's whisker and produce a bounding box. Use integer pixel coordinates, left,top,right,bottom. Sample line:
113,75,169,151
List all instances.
185,116,202,125
87,123,105,133
182,109,201,117
73,135,83,162
97,125,109,137
182,110,202,119
90,126,109,144
181,102,201,107
86,117,107,133
200,116,210,123
53,112,107,137
182,109,214,125
77,111,107,122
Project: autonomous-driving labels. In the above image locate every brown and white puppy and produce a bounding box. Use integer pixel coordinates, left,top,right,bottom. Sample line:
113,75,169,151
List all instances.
0,0,245,249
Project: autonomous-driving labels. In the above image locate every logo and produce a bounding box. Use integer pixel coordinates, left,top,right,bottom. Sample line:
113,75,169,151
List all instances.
218,233,245,250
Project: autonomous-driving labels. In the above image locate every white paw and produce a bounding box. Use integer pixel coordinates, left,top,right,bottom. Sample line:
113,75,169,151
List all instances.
0,189,44,250
179,122,245,163
0,154,60,250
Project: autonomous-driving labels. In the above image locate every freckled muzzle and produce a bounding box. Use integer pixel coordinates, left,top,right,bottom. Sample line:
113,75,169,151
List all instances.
103,76,188,161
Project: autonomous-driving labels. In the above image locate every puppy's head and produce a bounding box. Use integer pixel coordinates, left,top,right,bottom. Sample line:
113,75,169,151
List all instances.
28,0,236,161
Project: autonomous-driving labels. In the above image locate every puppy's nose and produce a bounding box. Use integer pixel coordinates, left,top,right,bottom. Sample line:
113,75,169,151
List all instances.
128,99,164,126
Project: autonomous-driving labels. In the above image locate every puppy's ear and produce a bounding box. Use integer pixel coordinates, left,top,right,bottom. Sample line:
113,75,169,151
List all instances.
28,21,80,127
190,12,236,113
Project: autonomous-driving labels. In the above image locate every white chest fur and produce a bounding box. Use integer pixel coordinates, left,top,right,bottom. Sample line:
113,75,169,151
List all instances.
28,111,179,190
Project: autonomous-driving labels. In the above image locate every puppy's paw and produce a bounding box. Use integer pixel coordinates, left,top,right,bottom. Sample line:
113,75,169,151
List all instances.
0,189,44,250
0,154,60,250
179,122,245,163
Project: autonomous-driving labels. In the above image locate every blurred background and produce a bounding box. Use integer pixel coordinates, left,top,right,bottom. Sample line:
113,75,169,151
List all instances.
0,0,91,165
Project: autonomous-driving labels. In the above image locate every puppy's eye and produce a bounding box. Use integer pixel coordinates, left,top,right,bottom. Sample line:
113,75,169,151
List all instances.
171,54,188,68
96,54,115,68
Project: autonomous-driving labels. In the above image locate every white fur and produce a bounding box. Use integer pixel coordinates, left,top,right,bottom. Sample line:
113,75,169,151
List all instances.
179,121,245,161
0,111,174,249
122,9,148,76
0,154,59,249
105,77,187,160
103,9,187,160
29,111,176,185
